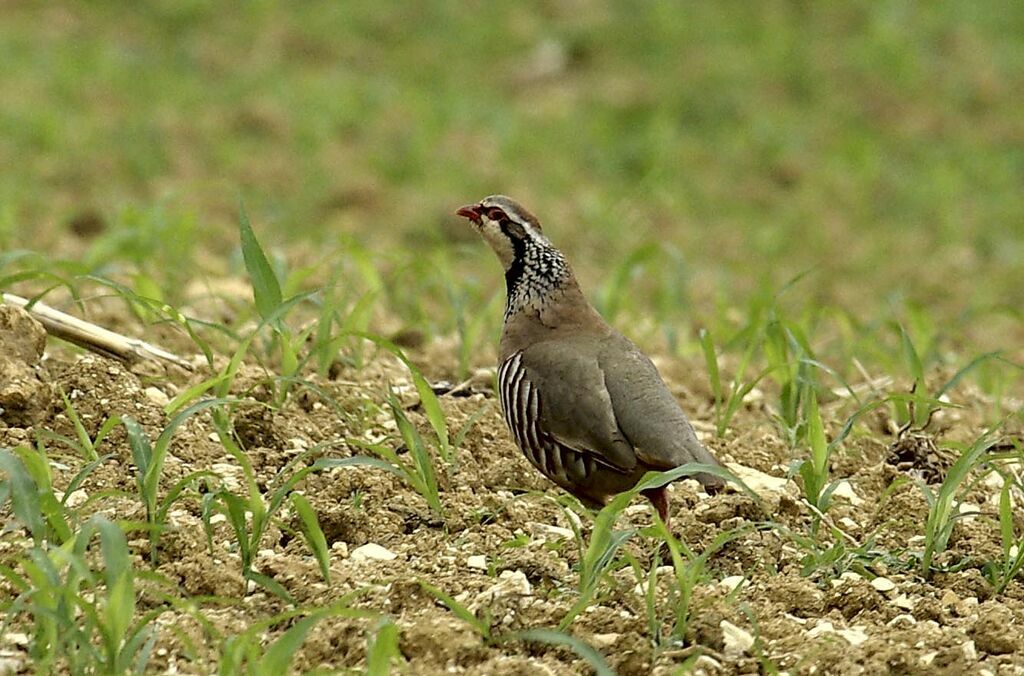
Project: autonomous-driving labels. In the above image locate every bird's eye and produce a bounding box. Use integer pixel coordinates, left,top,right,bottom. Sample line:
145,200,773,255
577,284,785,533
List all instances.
487,208,506,222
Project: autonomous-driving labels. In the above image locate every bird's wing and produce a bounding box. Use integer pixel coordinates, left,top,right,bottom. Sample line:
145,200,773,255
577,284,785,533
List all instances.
598,332,721,472
516,337,638,472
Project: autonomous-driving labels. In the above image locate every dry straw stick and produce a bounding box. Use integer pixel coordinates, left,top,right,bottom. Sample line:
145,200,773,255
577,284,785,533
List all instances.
1,292,193,370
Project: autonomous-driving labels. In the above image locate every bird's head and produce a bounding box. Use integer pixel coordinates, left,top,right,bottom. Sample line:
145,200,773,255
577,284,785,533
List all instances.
456,195,546,270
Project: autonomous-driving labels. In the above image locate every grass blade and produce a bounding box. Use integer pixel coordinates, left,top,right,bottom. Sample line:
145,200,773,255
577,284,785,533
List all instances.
238,203,283,322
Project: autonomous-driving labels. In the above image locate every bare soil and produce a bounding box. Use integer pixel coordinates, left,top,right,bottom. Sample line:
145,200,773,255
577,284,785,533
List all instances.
1,302,1023,675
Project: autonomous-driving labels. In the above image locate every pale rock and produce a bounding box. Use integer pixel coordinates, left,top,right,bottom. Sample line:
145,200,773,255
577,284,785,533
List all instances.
724,462,789,509
870,577,897,593
893,594,915,611
720,620,754,657
957,502,981,522
807,620,868,645
471,570,532,612
530,522,575,541
920,652,938,667
807,620,837,639
887,614,916,627
742,387,764,404
0,652,25,675
831,480,863,506
590,633,619,648
624,504,651,517
719,575,749,593
962,639,977,662
467,555,488,571
64,489,89,508
208,513,227,525
331,541,348,557
831,571,861,588
838,517,860,531
693,655,723,672
2,634,28,646
144,386,169,406
351,543,398,562
836,627,869,646
939,589,959,607
983,473,1005,490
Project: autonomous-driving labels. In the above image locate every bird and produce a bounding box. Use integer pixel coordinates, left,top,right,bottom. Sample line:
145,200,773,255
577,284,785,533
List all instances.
456,195,723,523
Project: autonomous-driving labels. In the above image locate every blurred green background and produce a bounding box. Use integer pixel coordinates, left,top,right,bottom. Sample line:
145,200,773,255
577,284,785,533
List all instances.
1,1,1022,366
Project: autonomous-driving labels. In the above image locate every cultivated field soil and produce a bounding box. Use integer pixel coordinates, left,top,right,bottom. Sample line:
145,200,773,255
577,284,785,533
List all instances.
1,295,1022,674
2,3,1024,674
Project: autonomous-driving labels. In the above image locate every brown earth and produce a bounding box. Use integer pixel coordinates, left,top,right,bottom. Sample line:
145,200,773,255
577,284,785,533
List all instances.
1,301,1023,675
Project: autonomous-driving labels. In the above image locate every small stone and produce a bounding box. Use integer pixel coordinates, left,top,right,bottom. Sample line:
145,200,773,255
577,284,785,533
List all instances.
893,594,915,611
351,543,397,562
920,652,938,667
0,654,26,675
467,555,488,571
718,575,748,592
144,386,169,406
836,627,869,646
470,570,532,613
939,589,959,608
331,541,348,557
830,571,861,588
962,639,977,662
720,620,754,657
529,522,575,540
64,489,89,508
807,620,836,639
3,633,28,646
887,614,916,627
957,502,981,522
870,577,897,593
693,655,723,672
590,633,619,648
831,481,863,506
725,463,789,498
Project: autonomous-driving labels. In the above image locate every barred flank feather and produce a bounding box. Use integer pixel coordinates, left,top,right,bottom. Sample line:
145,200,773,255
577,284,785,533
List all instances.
499,351,597,488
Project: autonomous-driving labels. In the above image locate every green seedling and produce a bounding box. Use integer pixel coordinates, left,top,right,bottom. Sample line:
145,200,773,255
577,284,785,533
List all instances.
559,462,749,630
32,389,121,462
918,431,1000,576
121,398,229,563
699,328,776,437
202,427,352,599
349,386,445,519
0,512,164,674
365,618,404,676
218,602,371,676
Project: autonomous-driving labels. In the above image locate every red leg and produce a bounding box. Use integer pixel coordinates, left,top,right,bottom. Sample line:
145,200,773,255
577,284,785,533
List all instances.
641,487,670,528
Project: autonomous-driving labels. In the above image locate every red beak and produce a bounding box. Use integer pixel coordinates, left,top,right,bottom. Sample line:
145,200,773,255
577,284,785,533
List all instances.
456,204,482,224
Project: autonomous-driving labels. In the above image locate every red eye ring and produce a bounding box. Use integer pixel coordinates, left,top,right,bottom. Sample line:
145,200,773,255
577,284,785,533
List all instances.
487,208,506,221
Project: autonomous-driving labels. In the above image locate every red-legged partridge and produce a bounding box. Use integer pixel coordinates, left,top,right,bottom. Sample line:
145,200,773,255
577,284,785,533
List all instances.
457,195,723,522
